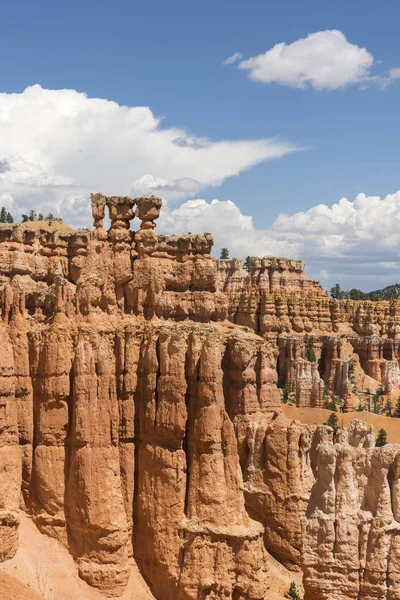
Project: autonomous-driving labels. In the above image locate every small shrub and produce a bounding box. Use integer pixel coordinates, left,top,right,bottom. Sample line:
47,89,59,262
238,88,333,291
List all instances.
394,396,400,418
278,368,286,389
285,582,302,600
282,385,289,404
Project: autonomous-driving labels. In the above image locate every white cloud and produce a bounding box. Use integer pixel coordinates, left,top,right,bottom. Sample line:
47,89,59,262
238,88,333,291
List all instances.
236,30,380,90
158,190,400,289
131,174,203,198
2,85,399,289
223,52,243,66
389,67,400,79
0,85,297,227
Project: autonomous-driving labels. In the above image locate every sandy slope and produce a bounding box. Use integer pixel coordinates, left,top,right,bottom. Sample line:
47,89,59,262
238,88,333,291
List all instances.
19,220,74,233
0,513,154,600
283,404,400,443
268,554,303,600
0,512,300,600
0,572,43,600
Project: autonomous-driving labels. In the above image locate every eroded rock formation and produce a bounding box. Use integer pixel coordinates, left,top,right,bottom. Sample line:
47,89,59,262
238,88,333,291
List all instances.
1,194,400,600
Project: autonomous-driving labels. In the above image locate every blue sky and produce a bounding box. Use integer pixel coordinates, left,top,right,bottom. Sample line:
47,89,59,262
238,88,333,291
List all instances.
1,0,400,288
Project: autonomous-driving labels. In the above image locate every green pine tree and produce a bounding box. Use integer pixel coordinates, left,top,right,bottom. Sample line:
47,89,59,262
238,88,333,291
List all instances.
305,335,317,362
325,412,339,435
372,387,383,414
394,396,400,418
29,209,36,221
38,213,44,221
285,582,302,600
365,388,372,412
385,399,393,417
282,385,289,404
376,428,388,447
323,394,338,412
220,247,229,259
244,256,251,271
330,283,344,299
278,368,286,389
21,214,29,223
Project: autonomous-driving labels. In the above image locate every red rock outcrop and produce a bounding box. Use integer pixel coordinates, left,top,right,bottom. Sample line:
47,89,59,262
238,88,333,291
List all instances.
0,196,277,599
1,193,400,600
351,336,400,393
278,336,325,408
301,419,400,600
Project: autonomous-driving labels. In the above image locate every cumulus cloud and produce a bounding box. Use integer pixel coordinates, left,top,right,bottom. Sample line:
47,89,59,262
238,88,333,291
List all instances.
233,30,394,91
223,52,244,66
389,67,400,79
2,84,398,289
158,190,400,289
172,136,210,149
132,174,203,198
0,160,10,174
0,85,297,227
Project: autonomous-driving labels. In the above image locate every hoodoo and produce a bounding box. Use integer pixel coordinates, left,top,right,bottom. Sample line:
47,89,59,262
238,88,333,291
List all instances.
1,194,400,599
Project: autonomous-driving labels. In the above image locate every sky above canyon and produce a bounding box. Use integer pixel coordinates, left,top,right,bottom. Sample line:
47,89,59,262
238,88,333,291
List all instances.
1,0,400,290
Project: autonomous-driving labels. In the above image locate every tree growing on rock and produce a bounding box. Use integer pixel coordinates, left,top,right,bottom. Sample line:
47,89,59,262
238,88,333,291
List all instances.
285,582,303,600
372,387,383,414
376,428,388,447
281,385,289,403
325,412,339,436
330,283,345,299
0,207,13,223
220,247,229,259
385,398,393,417
305,335,316,362
244,255,251,270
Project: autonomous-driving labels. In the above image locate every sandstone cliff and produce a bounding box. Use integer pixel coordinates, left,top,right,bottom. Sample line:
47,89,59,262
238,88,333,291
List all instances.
1,193,400,600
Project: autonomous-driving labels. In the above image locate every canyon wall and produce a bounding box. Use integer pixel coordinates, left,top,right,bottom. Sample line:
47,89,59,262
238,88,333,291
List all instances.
1,194,400,600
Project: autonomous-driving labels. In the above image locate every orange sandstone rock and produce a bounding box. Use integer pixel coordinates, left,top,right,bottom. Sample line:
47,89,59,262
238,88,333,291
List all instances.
0,195,400,600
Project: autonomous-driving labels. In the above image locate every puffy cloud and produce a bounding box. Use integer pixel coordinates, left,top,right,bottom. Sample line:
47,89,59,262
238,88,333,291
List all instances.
158,190,400,289
223,52,243,66
389,67,400,79
0,160,10,174
235,30,384,90
132,174,203,198
0,85,297,227
2,84,399,289
172,137,210,149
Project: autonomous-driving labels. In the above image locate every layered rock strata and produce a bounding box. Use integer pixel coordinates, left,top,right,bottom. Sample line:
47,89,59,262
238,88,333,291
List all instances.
1,194,400,600
0,195,277,599
277,336,325,408
219,258,400,337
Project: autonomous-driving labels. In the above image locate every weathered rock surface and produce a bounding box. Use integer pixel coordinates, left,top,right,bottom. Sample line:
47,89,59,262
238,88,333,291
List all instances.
301,419,400,600
1,194,400,600
0,196,276,599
